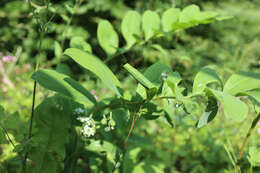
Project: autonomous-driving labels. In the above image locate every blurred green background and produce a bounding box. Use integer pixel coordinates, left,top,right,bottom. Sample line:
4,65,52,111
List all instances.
0,0,260,172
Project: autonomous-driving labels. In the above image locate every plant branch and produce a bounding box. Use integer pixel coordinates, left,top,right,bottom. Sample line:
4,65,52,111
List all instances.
233,113,260,173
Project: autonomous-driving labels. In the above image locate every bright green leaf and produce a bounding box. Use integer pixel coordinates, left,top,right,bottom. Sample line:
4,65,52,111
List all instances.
97,20,119,55
224,71,260,96
161,8,181,32
54,41,62,58
64,48,122,95
121,10,141,48
193,68,222,95
179,4,200,23
248,146,260,166
142,10,160,40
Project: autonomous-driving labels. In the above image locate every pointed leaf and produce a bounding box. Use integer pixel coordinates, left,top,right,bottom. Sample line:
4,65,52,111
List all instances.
208,89,248,122
32,69,96,104
64,48,122,95
162,8,181,32
121,11,141,48
246,90,260,114
142,10,160,40
97,20,119,55
123,63,156,90
193,68,222,95
224,71,260,96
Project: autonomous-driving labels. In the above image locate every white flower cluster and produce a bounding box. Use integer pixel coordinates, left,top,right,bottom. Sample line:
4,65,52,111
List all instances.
73,107,85,115
77,117,96,137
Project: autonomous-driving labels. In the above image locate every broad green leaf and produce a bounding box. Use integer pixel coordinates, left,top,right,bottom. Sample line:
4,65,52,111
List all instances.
28,96,79,173
97,20,119,55
123,63,156,90
248,146,260,166
32,69,96,104
246,90,260,114
224,71,260,96
56,63,73,77
196,96,218,128
193,68,222,95
179,4,200,23
70,36,92,53
142,10,160,40
208,89,248,122
161,8,181,32
64,48,122,95
121,10,141,48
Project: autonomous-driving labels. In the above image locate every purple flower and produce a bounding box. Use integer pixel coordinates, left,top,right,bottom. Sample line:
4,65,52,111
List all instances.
90,89,98,100
2,55,14,63
257,128,260,134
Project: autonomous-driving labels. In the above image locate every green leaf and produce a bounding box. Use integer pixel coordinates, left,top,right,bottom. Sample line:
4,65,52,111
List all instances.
179,4,200,23
28,96,79,173
54,41,62,58
86,140,119,172
64,48,122,95
248,146,260,166
193,68,222,95
121,10,141,48
208,89,248,122
142,10,160,40
224,71,260,96
32,69,96,104
146,87,157,100
161,8,181,32
196,96,218,128
246,90,260,114
97,20,119,55
70,36,92,53
123,63,156,90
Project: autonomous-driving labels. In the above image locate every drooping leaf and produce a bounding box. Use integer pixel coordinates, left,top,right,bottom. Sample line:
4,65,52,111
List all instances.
70,36,92,53
224,71,260,96
64,48,122,95
97,20,119,55
208,89,248,122
179,4,200,23
196,96,218,128
123,63,156,90
121,10,141,48
32,69,96,104
142,10,160,40
28,96,79,173
193,68,222,95
161,8,181,32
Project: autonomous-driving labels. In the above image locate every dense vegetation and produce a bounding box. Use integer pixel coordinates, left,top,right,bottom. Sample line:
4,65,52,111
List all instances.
0,0,260,173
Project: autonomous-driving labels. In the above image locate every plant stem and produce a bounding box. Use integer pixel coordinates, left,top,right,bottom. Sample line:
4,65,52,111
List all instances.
233,113,260,173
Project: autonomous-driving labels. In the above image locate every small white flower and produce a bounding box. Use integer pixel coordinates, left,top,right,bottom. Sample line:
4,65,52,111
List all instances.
73,108,85,115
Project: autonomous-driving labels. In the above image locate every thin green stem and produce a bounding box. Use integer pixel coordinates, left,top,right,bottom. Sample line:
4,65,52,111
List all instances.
233,113,260,173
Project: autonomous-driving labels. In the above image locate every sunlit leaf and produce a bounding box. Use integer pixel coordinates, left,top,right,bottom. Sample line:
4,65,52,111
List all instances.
161,8,181,32
121,10,141,48
224,71,260,96
142,10,160,40
64,48,122,96
97,20,119,55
